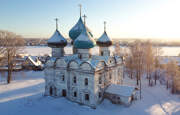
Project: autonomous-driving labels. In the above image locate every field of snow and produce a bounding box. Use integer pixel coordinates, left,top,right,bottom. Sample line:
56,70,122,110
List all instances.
24,46,180,56
0,71,180,115
24,46,114,56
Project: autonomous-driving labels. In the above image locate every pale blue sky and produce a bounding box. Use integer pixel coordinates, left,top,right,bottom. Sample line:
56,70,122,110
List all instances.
0,0,180,39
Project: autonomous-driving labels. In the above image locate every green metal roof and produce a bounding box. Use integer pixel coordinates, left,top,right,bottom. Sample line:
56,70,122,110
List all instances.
69,17,93,41
74,25,96,49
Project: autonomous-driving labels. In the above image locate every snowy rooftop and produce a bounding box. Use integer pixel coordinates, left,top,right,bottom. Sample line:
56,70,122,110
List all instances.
64,54,78,63
47,54,118,69
47,29,67,46
26,56,42,66
105,84,135,97
97,31,112,43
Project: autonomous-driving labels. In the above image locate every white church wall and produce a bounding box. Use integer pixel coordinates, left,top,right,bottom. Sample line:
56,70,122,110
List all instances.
54,69,68,97
52,48,64,58
80,63,92,71
44,67,55,96
68,69,96,107
44,45,124,108
56,58,67,68
69,61,79,69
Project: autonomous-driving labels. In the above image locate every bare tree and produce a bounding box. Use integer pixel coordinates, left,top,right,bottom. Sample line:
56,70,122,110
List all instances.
129,41,145,85
0,30,24,83
173,71,180,94
143,41,155,86
154,46,163,85
128,40,145,99
125,55,134,79
165,59,179,93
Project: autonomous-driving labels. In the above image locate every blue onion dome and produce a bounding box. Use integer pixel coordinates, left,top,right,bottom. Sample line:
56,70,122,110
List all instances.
97,31,112,47
69,17,93,41
47,29,67,48
74,24,96,49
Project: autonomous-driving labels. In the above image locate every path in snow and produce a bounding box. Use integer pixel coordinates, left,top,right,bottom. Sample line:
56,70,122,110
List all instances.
0,71,180,115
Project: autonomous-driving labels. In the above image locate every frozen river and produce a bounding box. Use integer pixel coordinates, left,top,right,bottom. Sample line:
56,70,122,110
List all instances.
24,46,180,56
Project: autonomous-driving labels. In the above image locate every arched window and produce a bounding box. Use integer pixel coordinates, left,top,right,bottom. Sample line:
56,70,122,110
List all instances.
73,76,76,83
85,78,88,86
62,89,66,97
89,54,92,58
101,51,103,56
49,87,53,95
79,54,82,59
98,92,101,98
85,94,89,101
109,73,112,79
99,77,102,84
118,69,121,75
74,92,77,97
62,75,65,81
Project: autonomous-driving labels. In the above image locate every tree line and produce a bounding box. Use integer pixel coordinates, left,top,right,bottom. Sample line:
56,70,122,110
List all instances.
115,40,180,98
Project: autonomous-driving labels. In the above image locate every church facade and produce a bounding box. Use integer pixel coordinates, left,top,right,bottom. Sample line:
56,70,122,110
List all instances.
44,9,124,108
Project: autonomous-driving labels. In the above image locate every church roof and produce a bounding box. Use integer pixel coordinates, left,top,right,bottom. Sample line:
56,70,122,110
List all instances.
73,24,96,49
69,17,93,41
105,84,135,97
47,29,67,47
97,31,112,47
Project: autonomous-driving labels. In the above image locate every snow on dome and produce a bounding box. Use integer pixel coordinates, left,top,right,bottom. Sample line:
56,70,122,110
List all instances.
74,24,96,49
69,17,93,41
97,31,112,47
47,29,67,47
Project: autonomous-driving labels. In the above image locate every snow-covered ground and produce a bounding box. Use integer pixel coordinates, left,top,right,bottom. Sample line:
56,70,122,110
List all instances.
23,46,114,56
23,46,180,56
0,71,180,115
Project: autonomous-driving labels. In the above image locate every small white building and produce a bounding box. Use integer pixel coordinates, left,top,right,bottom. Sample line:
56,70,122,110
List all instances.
23,56,42,70
105,84,136,106
44,8,124,108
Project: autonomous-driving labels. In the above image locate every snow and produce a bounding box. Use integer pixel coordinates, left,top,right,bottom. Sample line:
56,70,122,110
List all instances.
75,31,93,42
23,46,180,58
105,84,135,97
160,56,180,66
24,46,52,56
24,46,114,56
27,56,42,66
73,23,96,49
0,71,180,115
47,30,67,43
97,31,112,42
0,46,180,114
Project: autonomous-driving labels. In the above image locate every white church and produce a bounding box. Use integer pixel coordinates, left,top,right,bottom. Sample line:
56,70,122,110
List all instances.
44,7,135,108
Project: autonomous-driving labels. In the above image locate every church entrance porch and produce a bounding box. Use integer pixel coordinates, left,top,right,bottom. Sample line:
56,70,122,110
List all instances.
49,86,57,96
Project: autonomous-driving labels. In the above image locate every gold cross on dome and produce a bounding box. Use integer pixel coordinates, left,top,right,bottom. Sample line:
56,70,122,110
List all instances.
104,21,106,32
78,4,82,17
82,14,87,25
55,18,58,30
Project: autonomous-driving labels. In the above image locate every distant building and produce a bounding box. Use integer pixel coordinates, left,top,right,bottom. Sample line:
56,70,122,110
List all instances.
23,56,43,70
